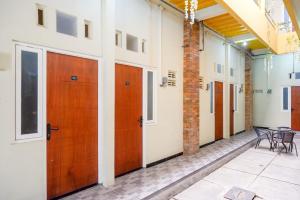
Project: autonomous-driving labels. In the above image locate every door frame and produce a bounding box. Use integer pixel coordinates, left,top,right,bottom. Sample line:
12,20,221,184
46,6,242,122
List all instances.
13,41,104,196
115,59,156,168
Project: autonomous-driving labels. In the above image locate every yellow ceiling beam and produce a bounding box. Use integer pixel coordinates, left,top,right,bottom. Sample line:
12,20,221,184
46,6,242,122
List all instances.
214,0,278,53
168,0,217,10
283,0,300,39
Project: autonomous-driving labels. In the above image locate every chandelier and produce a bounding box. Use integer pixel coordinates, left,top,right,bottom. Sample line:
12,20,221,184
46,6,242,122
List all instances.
185,0,198,24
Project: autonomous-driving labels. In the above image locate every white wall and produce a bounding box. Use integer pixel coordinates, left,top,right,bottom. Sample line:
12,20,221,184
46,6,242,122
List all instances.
253,52,300,127
199,29,246,145
115,0,183,164
0,0,102,199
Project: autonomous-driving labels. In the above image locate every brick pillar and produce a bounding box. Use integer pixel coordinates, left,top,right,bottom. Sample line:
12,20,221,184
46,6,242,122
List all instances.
183,21,200,154
245,55,253,131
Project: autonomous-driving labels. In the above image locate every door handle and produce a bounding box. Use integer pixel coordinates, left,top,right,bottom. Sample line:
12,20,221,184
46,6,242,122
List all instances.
138,116,143,128
47,123,59,140
291,108,295,112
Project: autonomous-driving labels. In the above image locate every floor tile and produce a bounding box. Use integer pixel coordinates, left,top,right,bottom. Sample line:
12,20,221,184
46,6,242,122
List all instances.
62,132,257,200
272,153,300,170
203,167,257,189
224,156,268,175
174,180,225,200
261,164,300,185
249,176,300,200
236,149,275,165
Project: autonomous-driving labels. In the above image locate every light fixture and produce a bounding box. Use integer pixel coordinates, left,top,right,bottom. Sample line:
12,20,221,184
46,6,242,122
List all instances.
242,41,248,47
185,0,198,25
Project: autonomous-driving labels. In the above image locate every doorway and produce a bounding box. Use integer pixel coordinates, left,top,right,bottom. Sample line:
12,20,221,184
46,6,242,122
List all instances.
115,63,143,177
292,86,300,131
215,81,223,141
47,52,98,199
230,84,234,136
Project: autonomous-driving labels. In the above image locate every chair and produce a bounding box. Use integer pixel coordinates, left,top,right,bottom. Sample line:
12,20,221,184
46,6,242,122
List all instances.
254,127,272,149
273,131,298,156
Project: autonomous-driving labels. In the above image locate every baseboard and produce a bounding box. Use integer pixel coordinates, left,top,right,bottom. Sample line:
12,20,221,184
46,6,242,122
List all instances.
146,152,183,168
235,130,246,135
199,141,215,148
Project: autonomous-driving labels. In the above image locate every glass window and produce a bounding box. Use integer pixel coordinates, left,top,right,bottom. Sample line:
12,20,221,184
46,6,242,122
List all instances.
234,85,238,111
283,87,289,110
210,82,214,113
217,64,222,74
21,51,38,134
147,71,154,121
126,34,138,52
16,45,43,140
295,72,300,79
56,11,77,37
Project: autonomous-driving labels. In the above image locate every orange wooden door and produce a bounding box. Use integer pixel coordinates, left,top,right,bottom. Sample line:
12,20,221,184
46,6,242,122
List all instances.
230,84,234,136
47,52,98,199
115,64,143,177
215,81,223,141
292,86,300,131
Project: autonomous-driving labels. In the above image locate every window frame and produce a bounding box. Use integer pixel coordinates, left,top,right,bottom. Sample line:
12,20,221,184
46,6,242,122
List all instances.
15,45,43,140
144,69,157,124
281,86,291,112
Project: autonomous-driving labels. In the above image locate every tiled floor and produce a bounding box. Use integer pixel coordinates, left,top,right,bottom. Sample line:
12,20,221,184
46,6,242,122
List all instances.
62,131,256,200
172,138,300,200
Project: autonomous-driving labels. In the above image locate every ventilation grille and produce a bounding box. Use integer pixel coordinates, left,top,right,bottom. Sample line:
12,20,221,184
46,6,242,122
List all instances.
254,89,264,94
168,70,176,87
199,76,204,89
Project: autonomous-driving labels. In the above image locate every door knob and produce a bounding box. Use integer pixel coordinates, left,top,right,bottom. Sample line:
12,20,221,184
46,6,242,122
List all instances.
47,123,59,140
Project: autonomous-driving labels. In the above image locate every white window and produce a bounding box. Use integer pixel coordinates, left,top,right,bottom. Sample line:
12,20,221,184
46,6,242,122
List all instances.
16,45,43,140
126,34,138,52
281,86,290,111
145,70,156,123
234,84,238,111
56,11,77,37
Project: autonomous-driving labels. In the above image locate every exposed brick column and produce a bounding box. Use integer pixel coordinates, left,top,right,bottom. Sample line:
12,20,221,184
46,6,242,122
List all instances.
245,55,253,131
183,21,200,154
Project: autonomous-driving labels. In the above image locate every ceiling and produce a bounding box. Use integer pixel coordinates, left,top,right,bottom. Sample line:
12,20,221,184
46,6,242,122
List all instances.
167,0,266,51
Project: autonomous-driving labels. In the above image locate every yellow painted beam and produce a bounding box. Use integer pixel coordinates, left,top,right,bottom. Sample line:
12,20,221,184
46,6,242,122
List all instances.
214,0,278,53
283,0,300,39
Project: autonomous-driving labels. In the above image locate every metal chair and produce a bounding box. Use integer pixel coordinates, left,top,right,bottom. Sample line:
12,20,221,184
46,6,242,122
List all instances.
273,130,298,156
254,127,272,149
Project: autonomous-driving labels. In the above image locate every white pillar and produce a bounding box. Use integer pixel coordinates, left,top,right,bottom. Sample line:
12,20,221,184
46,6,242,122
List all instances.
223,43,230,139
101,0,115,186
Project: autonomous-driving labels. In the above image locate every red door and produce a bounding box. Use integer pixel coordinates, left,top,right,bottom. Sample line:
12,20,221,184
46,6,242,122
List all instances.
292,86,300,130
47,52,98,199
230,84,234,136
115,64,143,177
215,81,223,141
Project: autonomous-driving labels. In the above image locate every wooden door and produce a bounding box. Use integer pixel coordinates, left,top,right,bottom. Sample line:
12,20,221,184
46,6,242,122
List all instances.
215,81,223,141
115,64,143,177
292,86,300,131
230,84,234,136
47,52,98,199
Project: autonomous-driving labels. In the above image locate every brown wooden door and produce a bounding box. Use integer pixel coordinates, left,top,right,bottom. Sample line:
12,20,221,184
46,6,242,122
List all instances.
115,64,143,177
292,86,300,131
230,84,234,136
215,81,223,141
47,52,98,199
